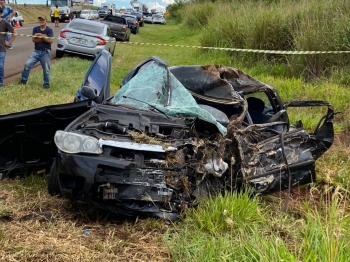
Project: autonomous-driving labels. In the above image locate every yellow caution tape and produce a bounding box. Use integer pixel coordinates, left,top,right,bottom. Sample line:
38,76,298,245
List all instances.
4,32,350,55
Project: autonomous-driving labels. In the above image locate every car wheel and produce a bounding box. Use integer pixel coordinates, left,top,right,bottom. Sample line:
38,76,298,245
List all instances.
11,20,15,27
110,45,115,56
19,20,23,26
48,161,61,196
56,50,64,58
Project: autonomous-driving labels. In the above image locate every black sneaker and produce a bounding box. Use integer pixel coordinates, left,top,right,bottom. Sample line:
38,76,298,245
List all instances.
18,80,26,85
43,85,50,89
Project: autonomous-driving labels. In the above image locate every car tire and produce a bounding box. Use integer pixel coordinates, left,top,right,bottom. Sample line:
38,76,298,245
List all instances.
11,20,15,27
19,20,23,26
56,50,64,58
48,161,61,196
110,46,115,56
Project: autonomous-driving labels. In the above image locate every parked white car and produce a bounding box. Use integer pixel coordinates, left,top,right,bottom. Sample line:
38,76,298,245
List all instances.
144,13,153,24
91,10,99,20
152,14,166,25
80,10,94,20
10,11,24,27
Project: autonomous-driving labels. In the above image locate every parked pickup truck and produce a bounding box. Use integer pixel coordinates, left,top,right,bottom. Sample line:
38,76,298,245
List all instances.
100,15,131,42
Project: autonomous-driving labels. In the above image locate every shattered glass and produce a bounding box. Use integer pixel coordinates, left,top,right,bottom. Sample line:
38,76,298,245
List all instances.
110,62,227,135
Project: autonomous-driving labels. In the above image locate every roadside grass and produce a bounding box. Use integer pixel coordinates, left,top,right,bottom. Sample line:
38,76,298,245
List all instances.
0,176,170,261
166,189,350,261
0,4,350,261
176,0,350,82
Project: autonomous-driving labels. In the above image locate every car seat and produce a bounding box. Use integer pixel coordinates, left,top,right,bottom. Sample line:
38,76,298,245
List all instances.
247,97,270,124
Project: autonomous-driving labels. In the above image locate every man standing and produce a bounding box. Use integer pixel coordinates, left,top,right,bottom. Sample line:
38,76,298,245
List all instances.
0,0,14,49
53,5,59,27
0,7,15,87
19,15,53,89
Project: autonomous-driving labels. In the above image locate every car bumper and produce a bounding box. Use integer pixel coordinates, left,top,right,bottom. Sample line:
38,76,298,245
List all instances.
112,32,127,40
56,149,177,219
57,40,108,57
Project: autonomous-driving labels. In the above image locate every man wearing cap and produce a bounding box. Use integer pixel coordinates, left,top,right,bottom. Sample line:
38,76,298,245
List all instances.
19,15,53,88
0,6,16,87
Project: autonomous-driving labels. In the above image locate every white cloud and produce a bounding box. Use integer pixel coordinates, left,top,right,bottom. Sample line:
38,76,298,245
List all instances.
162,0,175,4
147,1,169,11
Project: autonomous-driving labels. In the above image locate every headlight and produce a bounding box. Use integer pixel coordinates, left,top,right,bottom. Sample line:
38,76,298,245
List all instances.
54,130,103,154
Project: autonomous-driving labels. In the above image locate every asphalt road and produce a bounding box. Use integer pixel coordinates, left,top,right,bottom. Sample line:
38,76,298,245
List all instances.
4,22,63,84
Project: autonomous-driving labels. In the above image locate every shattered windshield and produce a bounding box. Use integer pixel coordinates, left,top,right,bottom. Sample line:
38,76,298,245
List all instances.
110,62,227,135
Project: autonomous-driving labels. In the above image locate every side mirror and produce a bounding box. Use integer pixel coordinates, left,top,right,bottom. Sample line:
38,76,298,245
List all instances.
80,85,98,99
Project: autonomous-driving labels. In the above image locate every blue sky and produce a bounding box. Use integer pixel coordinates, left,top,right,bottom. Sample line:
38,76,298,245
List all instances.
15,0,175,12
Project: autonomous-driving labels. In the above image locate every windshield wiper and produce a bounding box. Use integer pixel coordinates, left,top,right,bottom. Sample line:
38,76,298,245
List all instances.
122,95,171,119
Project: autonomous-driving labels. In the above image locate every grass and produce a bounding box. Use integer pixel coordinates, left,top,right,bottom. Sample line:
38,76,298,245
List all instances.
1,3,350,261
173,0,350,81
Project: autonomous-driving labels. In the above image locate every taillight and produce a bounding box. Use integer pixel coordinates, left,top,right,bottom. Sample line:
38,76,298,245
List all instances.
134,21,137,25
60,29,71,38
122,25,126,31
95,35,106,45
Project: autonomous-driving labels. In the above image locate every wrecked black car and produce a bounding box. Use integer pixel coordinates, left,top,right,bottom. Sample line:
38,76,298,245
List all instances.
0,50,334,220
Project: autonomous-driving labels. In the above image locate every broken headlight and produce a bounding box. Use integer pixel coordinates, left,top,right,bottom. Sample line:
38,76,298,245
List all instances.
54,130,103,154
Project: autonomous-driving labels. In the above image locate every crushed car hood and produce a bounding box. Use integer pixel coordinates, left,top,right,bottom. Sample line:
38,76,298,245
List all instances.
0,50,334,220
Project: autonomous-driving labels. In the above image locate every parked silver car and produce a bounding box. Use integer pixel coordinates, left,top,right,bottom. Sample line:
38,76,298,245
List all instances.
143,13,153,24
152,14,166,24
56,19,116,58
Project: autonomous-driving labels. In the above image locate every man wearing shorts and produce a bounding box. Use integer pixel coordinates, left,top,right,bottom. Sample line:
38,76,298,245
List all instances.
53,5,59,27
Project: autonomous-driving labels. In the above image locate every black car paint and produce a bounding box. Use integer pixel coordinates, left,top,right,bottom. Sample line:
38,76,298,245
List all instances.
0,50,334,220
130,12,144,27
0,100,91,176
121,15,139,34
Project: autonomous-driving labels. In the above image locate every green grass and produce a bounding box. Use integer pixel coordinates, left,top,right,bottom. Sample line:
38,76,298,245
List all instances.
166,190,350,261
1,3,350,260
170,0,350,81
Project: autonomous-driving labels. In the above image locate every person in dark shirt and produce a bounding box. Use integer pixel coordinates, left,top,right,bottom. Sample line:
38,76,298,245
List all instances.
19,15,53,88
0,6,15,87
0,0,15,49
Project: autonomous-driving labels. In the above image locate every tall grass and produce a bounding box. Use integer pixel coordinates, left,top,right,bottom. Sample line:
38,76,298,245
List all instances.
170,0,350,81
166,189,350,261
